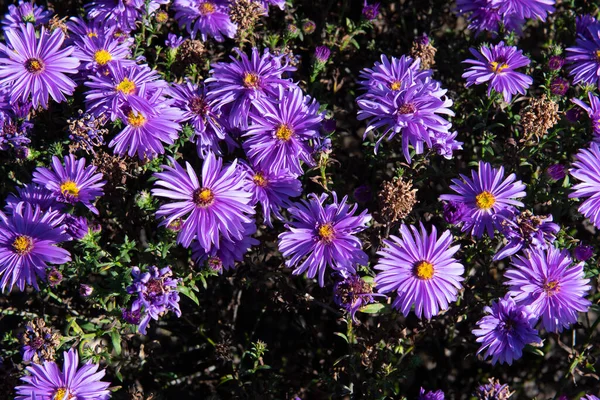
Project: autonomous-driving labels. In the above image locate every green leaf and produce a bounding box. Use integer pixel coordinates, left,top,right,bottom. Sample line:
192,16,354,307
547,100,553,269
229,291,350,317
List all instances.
178,286,200,306
359,303,386,314
333,332,348,343
110,330,122,356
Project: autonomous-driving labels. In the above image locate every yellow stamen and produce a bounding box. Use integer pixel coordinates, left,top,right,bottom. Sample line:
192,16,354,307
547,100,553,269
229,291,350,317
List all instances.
199,2,216,15
242,72,260,88
490,61,509,73
53,387,68,400
25,58,44,73
475,191,496,210
94,49,112,65
115,78,136,95
12,235,33,255
389,80,402,91
317,223,335,243
275,124,293,141
253,173,267,187
414,261,434,280
193,187,215,207
127,111,146,127
544,280,559,296
60,180,80,197
87,32,98,38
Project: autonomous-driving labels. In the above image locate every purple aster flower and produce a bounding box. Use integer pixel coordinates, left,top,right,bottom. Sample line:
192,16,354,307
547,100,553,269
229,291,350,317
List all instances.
110,87,183,159
548,55,564,70
67,16,116,42
505,247,591,332
570,143,600,228
4,183,63,215
566,23,600,87
0,112,32,153
474,378,512,399
170,81,227,158
571,92,600,137
32,154,105,215
302,20,316,35
463,42,533,103
122,308,142,325
333,274,383,322
473,294,541,365
358,54,429,95
440,161,526,238
574,244,594,261
375,223,464,319
47,268,63,287
244,86,324,176
432,130,463,159
0,204,70,292
85,62,166,120
126,265,181,335
576,15,600,38
547,164,566,180
362,0,380,20
494,210,559,260
86,0,166,32
582,396,600,400
0,25,79,109
241,162,302,227
15,348,111,399
206,47,296,130
443,201,468,225
63,214,89,240
314,46,331,63
550,77,569,96
165,33,185,49
418,388,445,400
278,192,371,287
152,154,254,250
73,33,133,74
173,0,237,41
191,222,258,271
1,1,52,30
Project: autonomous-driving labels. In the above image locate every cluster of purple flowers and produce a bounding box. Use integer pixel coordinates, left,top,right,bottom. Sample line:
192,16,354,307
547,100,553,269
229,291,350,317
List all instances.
356,54,461,162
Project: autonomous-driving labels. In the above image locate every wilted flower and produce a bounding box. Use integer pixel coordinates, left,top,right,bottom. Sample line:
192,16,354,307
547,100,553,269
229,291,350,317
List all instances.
229,0,265,31
21,318,61,364
333,275,382,322
494,210,559,260
474,378,513,399
519,95,559,139
378,177,418,223
409,34,437,70
550,77,569,96
67,110,107,154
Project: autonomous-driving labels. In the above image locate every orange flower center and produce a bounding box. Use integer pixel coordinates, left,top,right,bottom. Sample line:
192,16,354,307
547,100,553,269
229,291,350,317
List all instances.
275,124,293,141
25,58,45,74
389,80,402,91
490,61,509,73
414,261,434,280
243,72,260,88
199,2,216,14
317,223,335,243
12,235,33,255
193,187,215,207
127,111,146,127
544,280,560,296
94,49,112,65
253,173,268,187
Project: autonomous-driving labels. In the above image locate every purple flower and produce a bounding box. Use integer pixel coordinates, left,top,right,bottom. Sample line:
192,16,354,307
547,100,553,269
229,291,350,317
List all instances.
122,308,142,325
463,41,532,103
550,77,569,96
582,396,600,400
278,192,371,287
418,388,445,400
547,164,566,180
152,154,254,250
4,183,64,215
505,247,591,332
432,130,463,159
358,54,430,97
362,0,380,20
0,25,79,109
570,143,600,229
494,210,559,261
86,0,166,32
64,215,89,240
0,204,70,292
0,111,32,152
79,284,93,297
1,1,52,30
244,86,324,176
576,15,600,38
374,223,464,319
548,55,564,70
15,348,111,399
173,0,237,41
574,244,594,261
571,92,600,137
314,45,331,63
333,274,383,322
206,47,296,129
126,265,181,335
73,33,133,74
474,378,512,399
165,33,185,49
191,222,258,271
473,294,541,365
443,201,468,224
566,107,584,123
566,23,600,87
258,0,285,12
440,161,526,238
32,154,105,215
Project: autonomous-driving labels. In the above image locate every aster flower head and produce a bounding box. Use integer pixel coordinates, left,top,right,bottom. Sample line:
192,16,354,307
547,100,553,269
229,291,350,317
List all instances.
505,246,591,332
0,24,79,109
362,0,380,20
432,130,463,159
571,93,600,137
314,45,331,63
4,183,64,215
418,388,445,400
2,1,52,30
474,378,513,399
173,0,237,41
566,23,600,87
333,274,383,322
21,318,61,364
73,32,133,74
440,161,526,238
549,77,569,96
126,265,181,335
86,0,166,32
548,55,564,70
206,47,296,129
375,223,464,319
463,42,533,103
494,210,559,261
165,33,185,49
152,154,255,250
244,86,324,176
473,294,541,365
358,54,429,95
15,348,111,399
0,204,70,292
574,244,594,261
570,142,600,228
32,154,105,214
278,192,371,287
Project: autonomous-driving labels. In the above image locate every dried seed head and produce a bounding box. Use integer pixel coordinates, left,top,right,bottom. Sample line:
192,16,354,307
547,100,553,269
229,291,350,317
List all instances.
177,39,206,66
520,95,559,139
378,178,418,223
409,35,437,70
21,318,61,364
229,0,264,31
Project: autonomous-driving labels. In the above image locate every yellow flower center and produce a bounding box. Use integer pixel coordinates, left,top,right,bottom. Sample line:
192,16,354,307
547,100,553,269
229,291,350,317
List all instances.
596,50,600,61
275,124,293,141
253,173,268,187
127,111,146,127
53,387,71,400
115,78,136,95
199,2,216,15
389,80,402,91
94,49,112,65
243,72,260,88
317,223,335,243
193,187,215,207
12,235,33,255
60,180,80,197
544,280,560,296
87,32,98,38
25,58,44,74
414,261,434,280
155,11,168,23
475,191,496,210
490,61,509,73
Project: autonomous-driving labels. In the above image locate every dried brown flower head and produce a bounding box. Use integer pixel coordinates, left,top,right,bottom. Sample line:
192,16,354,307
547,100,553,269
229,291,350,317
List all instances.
409,35,437,70
47,15,68,34
20,318,61,364
229,0,264,31
177,39,206,67
519,94,559,139
378,178,418,223
67,110,108,154
92,149,134,192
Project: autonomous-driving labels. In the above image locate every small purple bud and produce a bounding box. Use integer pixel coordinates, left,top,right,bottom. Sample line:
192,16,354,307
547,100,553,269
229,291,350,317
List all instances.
548,56,564,71
353,185,372,203
574,244,594,261
15,146,30,159
79,284,93,297
362,0,380,20
547,164,566,180
315,45,331,63
302,20,316,35
550,77,569,96
565,107,584,123
416,33,430,45
47,269,63,287
443,201,467,225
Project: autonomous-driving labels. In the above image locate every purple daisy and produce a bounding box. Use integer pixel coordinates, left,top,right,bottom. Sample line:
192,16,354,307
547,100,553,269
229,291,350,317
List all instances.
494,210,559,261
566,23,600,87
173,0,237,41
0,25,80,109
440,161,526,238
418,388,445,400
4,184,63,215
241,162,302,227
243,86,324,176
505,247,591,333
1,1,52,30
358,54,429,94
73,33,133,74
278,192,371,287
32,154,105,215
152,154,254,250
206,47,296,129
463,41,532,103
165,33,185,49
125,265,181,335
571,92,600,138
570,143,600,228
473,294,541,365
0,204,70,292
374,223,464,319
443,201,468,225
110,87,183,159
